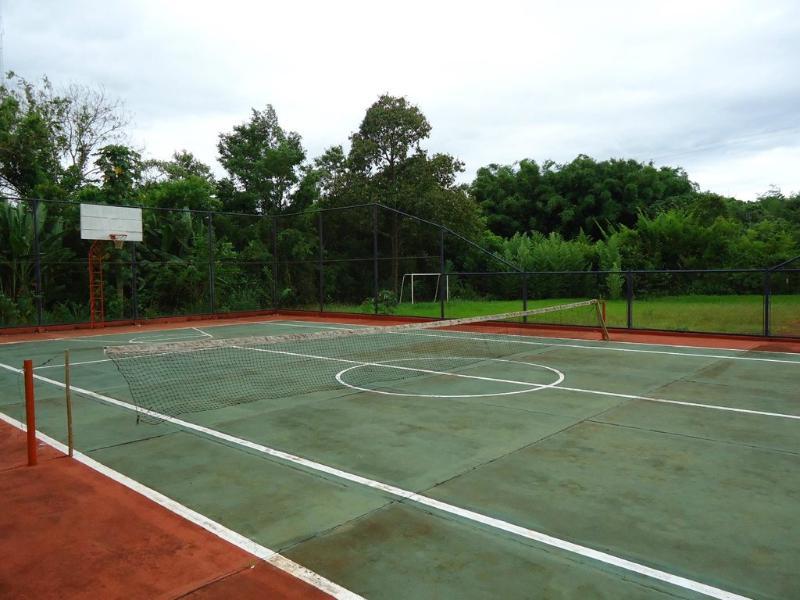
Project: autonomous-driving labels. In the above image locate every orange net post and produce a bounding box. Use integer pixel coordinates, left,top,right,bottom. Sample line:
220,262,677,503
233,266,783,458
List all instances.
23,359,37,466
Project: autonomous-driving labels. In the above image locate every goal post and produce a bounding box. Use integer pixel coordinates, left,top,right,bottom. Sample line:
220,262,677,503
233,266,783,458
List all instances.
399,272,450,304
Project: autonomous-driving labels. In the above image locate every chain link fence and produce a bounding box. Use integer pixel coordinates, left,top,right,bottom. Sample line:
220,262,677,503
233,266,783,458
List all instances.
1,197,798,338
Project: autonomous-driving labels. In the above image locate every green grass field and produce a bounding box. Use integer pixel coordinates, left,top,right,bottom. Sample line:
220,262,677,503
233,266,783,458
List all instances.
327,294,800,337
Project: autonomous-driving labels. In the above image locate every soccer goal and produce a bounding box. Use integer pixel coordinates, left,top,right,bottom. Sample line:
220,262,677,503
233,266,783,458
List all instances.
399,272,451,304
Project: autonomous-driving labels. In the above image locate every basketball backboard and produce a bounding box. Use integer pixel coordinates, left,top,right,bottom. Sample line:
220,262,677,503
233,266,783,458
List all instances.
80,203,143,242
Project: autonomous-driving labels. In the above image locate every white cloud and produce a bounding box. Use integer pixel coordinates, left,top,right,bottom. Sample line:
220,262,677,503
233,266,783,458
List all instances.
5,0,800,199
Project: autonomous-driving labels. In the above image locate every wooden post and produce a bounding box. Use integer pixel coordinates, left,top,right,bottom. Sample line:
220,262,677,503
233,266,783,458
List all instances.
23,360,37,466
65,350,74,457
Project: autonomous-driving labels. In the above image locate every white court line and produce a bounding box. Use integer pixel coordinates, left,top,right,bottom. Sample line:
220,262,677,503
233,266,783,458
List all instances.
237,345,800,421
554,386,800,420
334,358,563,398
26,325,800,419
4,313,799,361
0,410,362,600
35,358,111,370
399,331,800,365
0,319,281,346
235,346,560,389
0,361,749,600
278,319,800,357
129,327,213,344
276,321,800,364
33,352,166,370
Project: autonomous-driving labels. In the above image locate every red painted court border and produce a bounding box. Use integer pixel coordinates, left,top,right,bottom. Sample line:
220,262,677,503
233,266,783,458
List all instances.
0,419,342,599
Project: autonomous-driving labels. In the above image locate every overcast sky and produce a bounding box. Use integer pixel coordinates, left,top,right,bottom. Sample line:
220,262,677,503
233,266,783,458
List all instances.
5,0,800,200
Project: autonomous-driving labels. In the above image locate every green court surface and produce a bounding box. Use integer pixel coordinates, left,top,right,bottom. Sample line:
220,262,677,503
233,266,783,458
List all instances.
1,319,798,599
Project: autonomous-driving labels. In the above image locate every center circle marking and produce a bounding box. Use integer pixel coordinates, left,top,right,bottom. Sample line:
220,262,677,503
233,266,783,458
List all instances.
335,357,564,398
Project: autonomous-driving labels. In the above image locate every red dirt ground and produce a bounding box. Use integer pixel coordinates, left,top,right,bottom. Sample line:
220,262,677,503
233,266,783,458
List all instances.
0,422,333,600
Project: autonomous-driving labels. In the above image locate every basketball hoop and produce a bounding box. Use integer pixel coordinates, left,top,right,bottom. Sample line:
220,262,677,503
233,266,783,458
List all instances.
109,233,127,249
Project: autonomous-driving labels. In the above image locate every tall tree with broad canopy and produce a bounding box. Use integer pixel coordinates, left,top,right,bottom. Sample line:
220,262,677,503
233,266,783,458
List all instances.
473,155,696,239
329,94,484,291
217,105,305,214
0,74,129,193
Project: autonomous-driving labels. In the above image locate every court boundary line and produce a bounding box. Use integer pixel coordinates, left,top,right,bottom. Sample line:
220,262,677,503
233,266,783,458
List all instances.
276,320,800,357
0,410,362,600
0,361,749,600
4,316,799,360
0,319,280,346
238,345,800,420
275,321,800,364
403,330,800,365
21,330,800,420
235,346,563,390
553,386,800,420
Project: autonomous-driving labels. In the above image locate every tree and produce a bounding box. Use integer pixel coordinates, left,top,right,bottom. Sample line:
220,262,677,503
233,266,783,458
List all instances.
143,150,215,184
349,95,431,183
140,151,219,212
342,95,482,290
0,74,129,192
473,155,696,239
217,105,305,213
0,89,61,196
94,144,143,202
0,200,71,311
58,83,130,187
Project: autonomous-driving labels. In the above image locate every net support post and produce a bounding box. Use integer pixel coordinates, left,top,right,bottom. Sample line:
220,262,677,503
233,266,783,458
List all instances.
31,199,44,329
763,270,771,337
318,211,324,313
372,204,379,314
439,228,446,320
206,213,216,314
272,215,279,310
64,350,74,457
23,359,37,466
625,271,633,329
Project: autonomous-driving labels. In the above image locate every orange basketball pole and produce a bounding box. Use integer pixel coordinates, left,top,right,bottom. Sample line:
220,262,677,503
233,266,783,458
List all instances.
23,359,37,466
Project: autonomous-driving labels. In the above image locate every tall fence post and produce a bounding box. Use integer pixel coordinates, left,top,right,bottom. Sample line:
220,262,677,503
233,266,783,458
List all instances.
30,199,44,328
522,273,529,323
207,213,216,314
318,210,324,313
130,242,138,322
625,271,633,329
373,204,379,314
439,227,446,320
763,270,771,337
272,215,279,309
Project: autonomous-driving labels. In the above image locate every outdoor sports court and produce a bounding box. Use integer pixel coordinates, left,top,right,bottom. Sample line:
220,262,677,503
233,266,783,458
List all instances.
1,312,798,599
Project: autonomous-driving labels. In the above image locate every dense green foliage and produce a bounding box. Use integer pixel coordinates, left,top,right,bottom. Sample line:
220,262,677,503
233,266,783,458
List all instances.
0,75,798,326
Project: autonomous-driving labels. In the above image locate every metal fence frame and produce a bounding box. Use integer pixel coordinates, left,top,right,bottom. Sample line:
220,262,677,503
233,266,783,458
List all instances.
2,197,798,338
